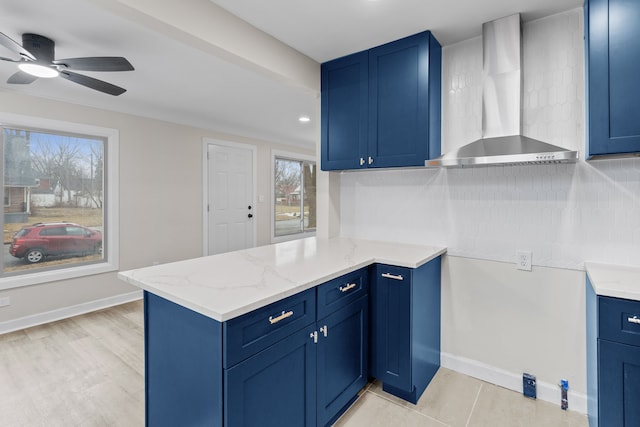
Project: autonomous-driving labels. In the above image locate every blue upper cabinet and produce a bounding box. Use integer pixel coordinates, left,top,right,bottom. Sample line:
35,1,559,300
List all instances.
586,0,640,158
368,32,442,168
321,31,441,171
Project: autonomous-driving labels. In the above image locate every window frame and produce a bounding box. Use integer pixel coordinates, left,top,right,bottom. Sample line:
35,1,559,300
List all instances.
270,149,316,244
0,112,119,291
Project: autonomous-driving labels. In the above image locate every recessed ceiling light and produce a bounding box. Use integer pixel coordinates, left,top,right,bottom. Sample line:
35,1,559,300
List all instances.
18,63,59,78
298,116,311,123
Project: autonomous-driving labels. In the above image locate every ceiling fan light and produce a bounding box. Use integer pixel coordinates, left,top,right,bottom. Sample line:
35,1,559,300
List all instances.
18,63,59,78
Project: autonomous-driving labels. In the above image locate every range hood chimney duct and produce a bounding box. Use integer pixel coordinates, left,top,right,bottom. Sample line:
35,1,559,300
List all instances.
426,14,578,168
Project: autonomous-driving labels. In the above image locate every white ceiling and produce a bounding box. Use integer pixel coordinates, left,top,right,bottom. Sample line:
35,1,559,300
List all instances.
210,0,584,63
0,0,583,149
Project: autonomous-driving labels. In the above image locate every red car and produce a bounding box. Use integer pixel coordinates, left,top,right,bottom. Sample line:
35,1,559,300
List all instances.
9,222,102,264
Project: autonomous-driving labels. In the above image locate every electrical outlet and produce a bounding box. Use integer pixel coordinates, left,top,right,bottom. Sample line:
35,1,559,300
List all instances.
0,296,10,307
517,250,532,271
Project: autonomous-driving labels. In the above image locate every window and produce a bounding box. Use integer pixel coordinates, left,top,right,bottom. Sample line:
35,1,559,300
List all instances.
272,151,316,242
0,114,118,290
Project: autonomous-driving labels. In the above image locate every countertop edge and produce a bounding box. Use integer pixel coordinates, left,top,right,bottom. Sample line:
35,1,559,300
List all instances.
585,261,640,302
118,239,446,322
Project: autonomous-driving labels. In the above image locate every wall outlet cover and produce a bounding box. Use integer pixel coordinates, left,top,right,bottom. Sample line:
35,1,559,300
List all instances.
523,373,536,399
517,251,532,271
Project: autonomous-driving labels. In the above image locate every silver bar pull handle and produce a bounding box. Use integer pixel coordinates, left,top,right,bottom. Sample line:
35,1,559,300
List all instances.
320,325,328,337
381,272,404,281
628,316,640,325
360,157,365,166
310,330,318,344
269,310,293,325
368,156,374,165
339,283,357,293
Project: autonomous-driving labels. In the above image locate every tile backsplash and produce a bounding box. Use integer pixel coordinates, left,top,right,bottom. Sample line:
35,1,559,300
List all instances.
340,8,640,270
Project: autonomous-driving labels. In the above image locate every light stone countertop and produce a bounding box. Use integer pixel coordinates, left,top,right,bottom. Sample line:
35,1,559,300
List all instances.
118,237,446,322
585,262,640,301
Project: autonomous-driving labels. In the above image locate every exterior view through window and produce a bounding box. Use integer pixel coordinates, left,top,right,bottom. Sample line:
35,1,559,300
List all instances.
274,157,316,237
2,127,105,274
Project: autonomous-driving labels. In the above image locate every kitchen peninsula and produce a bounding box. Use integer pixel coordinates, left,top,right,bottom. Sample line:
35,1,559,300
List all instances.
119,237,446,427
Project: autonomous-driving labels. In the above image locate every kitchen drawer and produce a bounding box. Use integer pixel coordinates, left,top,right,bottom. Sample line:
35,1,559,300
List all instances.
317,267,369,319
599,296,640,347
223,289,316,368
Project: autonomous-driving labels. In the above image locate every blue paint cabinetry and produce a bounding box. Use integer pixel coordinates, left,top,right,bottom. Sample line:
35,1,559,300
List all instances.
371,257,441,404
144,259,441,425
225,323,318,426
144,292,224,427
317,295,369,426
586,283,640,426
321,31,441,170
586,0,640,158
144,267,370,427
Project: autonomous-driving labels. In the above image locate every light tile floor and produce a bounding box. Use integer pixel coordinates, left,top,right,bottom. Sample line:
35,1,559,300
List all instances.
336,370,588,427
0,300,589,426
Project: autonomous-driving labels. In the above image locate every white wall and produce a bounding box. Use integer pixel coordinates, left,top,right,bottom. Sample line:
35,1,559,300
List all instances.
338,8,639,411
0,91,313,325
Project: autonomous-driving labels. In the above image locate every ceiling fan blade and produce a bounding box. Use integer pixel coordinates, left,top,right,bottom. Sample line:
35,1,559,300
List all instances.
59,71,126,96
53,57,134,72
0,32,36,61
7,71,38,84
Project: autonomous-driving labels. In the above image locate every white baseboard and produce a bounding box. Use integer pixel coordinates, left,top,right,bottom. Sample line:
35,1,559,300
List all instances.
0,290,143,335
441,352,587,415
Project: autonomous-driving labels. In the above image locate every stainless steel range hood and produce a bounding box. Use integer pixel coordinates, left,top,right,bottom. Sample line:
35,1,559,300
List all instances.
426,14,578,168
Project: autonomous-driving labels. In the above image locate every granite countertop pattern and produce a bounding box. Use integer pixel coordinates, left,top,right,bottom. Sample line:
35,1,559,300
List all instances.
585,262,640,301
118,237,446,322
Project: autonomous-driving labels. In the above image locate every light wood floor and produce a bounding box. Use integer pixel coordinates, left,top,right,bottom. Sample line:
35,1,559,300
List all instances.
0,301,145,426
0,301,588,426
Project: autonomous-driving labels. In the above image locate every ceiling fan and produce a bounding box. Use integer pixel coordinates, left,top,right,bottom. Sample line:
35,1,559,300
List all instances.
0,32,134,96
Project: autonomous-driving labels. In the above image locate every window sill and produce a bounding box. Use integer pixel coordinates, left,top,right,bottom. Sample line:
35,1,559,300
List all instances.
0,260,119,291
271,231,316,244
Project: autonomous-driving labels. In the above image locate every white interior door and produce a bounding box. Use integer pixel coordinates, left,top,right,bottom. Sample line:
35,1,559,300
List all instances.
207,143,255,255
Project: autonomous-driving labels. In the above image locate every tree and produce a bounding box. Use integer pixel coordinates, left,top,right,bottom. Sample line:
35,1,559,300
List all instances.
24,131,105,209
29,136,93,206
274,159,300,204
85,143,104,208
303,163,316,229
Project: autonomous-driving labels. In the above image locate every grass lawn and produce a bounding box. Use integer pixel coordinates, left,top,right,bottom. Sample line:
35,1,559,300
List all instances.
4,207,102,244
275,203,309,221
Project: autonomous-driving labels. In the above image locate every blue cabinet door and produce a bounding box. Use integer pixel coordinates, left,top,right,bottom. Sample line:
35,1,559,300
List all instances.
225,323,317,427
599,339,640,426
371,258,441,404
321,52,368,171
369,32,441,168
317,296,369,427
587,0,640,157
371,264,412,392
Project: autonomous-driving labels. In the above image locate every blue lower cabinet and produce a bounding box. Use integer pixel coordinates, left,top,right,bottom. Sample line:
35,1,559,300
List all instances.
317,296,369,426
144,292,223,427
371,257,441,404
225,324,318,427
588,292,640,427
144,276,370,426
599,340,640,426
144,260,441,425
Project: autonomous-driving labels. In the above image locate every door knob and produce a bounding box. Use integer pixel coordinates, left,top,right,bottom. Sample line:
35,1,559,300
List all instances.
248,205,252,210
248,213,253,218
